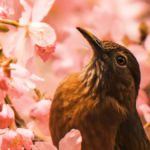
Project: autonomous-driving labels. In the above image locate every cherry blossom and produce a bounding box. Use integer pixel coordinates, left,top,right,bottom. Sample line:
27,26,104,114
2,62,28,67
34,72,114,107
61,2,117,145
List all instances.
5,0,56,73
10,64,44,91
0,104,14,129
0,63,43,101
29,100,51,136
0,63,44,99
1,128,34,150
32,129,82,150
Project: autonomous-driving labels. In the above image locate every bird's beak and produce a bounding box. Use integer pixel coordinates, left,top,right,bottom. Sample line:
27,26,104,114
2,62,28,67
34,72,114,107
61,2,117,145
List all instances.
76,27,105,55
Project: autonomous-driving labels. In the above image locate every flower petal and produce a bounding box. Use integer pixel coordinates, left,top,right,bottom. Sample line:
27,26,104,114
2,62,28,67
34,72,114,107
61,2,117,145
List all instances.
0,104,14,129
0,104,7,120
27,121,36,131
29,100,51,119
4,28,26,57
32,142,57,150
59,129,82,150
29,100,51,136
19,0,31,25
10,64,30,79
16,128,34,140
7,77,24,98
1,130,22,150
22,35,35,74
36,44,56,62
16,128,34,150
6,105,14,122
28,22,56,47
12,95,36,118
31,0,54,22
30,74,45,81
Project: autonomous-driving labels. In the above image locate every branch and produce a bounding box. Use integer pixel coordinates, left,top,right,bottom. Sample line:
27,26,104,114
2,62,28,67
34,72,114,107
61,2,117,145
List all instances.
0,19,20,27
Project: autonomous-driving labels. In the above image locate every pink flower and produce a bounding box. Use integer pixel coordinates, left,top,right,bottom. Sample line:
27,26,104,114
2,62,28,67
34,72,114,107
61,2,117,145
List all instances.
35,43,56,62
1,128,34,150
6,0,56,73
0,7,8,19
0,104,14,129
32,129,82,150
6,64,44,98
29,100,51,136
139,104,150,123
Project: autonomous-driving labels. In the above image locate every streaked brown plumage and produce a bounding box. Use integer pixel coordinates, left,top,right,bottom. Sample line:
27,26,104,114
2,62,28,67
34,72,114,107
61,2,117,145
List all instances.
49,27,150,150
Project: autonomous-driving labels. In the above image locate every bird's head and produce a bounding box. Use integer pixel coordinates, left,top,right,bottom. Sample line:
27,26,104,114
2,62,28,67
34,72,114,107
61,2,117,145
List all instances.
77,27,140,109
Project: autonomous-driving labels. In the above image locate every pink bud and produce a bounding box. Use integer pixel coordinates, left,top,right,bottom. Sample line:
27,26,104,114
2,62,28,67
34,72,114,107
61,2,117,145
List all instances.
29,100,51,136
35,44,56,62
0,104,14,129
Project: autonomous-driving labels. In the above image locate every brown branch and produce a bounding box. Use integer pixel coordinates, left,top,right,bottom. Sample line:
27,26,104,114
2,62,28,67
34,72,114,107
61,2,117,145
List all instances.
4,95,26,128
0,19,20,27
4,95,43,143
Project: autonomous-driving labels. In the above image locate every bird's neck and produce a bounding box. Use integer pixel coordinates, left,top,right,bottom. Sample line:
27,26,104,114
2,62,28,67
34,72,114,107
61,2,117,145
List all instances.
78,59,136,111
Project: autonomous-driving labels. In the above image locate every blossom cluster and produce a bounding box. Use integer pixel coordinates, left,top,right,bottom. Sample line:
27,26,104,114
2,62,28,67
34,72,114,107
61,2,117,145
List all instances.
0,0,150,149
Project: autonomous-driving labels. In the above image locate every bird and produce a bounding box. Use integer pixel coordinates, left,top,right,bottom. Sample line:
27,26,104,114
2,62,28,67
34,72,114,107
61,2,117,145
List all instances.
49,27,150,150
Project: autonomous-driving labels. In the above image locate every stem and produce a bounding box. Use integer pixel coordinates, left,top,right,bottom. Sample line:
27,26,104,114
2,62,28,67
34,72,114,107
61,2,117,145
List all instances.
9,121,17,130
144,122,150,129
4,95,26,128
34,88,42,100
4,95,43,142
0,19,20,27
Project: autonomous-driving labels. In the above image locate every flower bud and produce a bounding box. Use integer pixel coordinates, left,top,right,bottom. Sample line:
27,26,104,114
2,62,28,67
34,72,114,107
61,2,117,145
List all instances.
0,24,9,33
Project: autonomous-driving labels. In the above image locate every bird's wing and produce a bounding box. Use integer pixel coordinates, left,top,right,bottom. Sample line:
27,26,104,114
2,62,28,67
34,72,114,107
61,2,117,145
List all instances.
115,110,150,150
50,73,80,147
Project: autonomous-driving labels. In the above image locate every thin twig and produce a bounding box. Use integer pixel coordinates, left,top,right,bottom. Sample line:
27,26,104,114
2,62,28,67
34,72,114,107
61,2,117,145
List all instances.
4,95,26,128
0,19,20,27
4,95,43,142
34,88,42,100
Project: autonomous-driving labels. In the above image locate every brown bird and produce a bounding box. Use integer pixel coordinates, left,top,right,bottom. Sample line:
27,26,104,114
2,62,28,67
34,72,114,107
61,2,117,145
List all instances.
49,27,150,150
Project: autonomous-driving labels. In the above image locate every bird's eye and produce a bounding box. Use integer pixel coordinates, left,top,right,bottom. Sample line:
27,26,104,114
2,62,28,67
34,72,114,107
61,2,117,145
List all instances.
117,56,126,66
